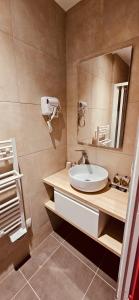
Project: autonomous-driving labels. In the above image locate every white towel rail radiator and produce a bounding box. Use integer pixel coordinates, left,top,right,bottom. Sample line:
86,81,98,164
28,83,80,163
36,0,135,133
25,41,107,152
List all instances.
0,138,31,242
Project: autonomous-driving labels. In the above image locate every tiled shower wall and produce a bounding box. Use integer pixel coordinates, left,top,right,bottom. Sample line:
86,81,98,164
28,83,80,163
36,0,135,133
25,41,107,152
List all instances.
0,0,66,278
66,0,139,179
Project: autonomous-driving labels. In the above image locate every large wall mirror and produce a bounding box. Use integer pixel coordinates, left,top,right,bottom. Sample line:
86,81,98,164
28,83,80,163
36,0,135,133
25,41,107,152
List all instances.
77,46,132,149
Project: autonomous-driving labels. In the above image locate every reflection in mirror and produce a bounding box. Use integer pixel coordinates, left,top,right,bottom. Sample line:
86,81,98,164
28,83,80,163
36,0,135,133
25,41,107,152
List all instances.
77,46,132,149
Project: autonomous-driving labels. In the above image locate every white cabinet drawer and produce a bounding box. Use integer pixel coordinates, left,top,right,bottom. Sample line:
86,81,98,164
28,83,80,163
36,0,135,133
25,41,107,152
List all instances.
54,191,99,238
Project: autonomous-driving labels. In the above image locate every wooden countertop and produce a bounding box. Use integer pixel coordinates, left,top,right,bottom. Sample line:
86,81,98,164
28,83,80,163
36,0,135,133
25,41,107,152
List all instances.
43,169,128,222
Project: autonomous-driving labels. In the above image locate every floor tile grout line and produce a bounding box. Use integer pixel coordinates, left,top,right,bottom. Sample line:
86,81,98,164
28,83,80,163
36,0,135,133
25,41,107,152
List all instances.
27,228,78,283
28,231,99,300
8,231,116,299
93,253,117,290
10,282,28,300
28,244,61,282
0,235,55,296
29,231,54,255
27,282,41,300
62,243,96,273
51,230,104,275
23,229,74,284
0,269,14,286
61,237,117,292
81,252,105,300
81,250,115,300
12,229,70,293
28,231,117,292
81,267,99,300
96,273,117,291
13,230,72,291
19,270,41,300
18,231,55,274
95,251,117,291
10,232,62,300
50,232,65,245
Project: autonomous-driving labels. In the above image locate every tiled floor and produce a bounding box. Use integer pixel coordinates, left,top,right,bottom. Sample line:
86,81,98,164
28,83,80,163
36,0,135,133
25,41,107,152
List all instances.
0,224,119,300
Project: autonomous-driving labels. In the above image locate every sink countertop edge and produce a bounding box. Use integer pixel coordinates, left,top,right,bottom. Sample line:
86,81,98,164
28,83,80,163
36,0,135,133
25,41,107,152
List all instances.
43,168,128,223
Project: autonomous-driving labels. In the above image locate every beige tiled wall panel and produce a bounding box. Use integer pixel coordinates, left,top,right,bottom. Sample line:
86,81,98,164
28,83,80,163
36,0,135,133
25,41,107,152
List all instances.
1,0,139,282
0,31,18,102
0,102,66,156
67,144,133,180
66,0,139,179
66,0,139,64
0,0,12,34
12,0,66,60
15,40,66,104
66,0,103,63
0,0,66,278
19,146,66,244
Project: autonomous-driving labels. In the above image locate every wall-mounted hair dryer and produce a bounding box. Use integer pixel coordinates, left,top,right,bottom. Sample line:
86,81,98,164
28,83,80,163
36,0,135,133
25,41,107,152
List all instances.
41,96,61,133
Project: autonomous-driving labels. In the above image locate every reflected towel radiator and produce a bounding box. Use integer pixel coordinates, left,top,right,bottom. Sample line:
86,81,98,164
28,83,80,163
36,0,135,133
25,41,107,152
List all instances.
0,138,31,242
96,125,111,146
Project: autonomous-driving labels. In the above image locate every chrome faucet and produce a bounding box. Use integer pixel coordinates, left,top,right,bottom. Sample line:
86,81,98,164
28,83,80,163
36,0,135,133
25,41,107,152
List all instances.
76,150,90,164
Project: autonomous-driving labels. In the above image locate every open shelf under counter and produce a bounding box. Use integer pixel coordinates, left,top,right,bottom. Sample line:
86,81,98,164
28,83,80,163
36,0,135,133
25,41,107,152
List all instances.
45,200,123,257
98,218,124,257
43,168,128,223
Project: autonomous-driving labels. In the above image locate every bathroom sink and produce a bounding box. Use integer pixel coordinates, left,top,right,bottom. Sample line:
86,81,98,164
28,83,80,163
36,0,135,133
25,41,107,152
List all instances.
69,164,108,192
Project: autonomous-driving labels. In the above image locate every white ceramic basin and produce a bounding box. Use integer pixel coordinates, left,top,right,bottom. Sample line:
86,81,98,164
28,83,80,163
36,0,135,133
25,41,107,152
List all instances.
69,164,108,193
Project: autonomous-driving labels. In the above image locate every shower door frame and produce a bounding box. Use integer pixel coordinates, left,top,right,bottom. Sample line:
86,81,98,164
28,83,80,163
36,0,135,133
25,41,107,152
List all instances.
116,122,139,300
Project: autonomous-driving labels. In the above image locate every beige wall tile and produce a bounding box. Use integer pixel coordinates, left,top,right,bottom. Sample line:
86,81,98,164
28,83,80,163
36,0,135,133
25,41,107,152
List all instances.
91,77,112,110
12,0,65,60
67,144,98,165
19,146,66,239
78,69,92,106
15,40,66,105
112,54,129,83
123,101,139,155
0,31,18,102
0,0,12,34
78,54,116,123
79,54,113,82
66,0,103,63
0,0,66,277
67,63,78,107
67,105,78,146
67,144,133,180
78,108,92,144
0,102,66,156
95,149,133,179
66,0,139,178
66,0,139,63
0,102,51,155
103,0,139,48
128,39,139,102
